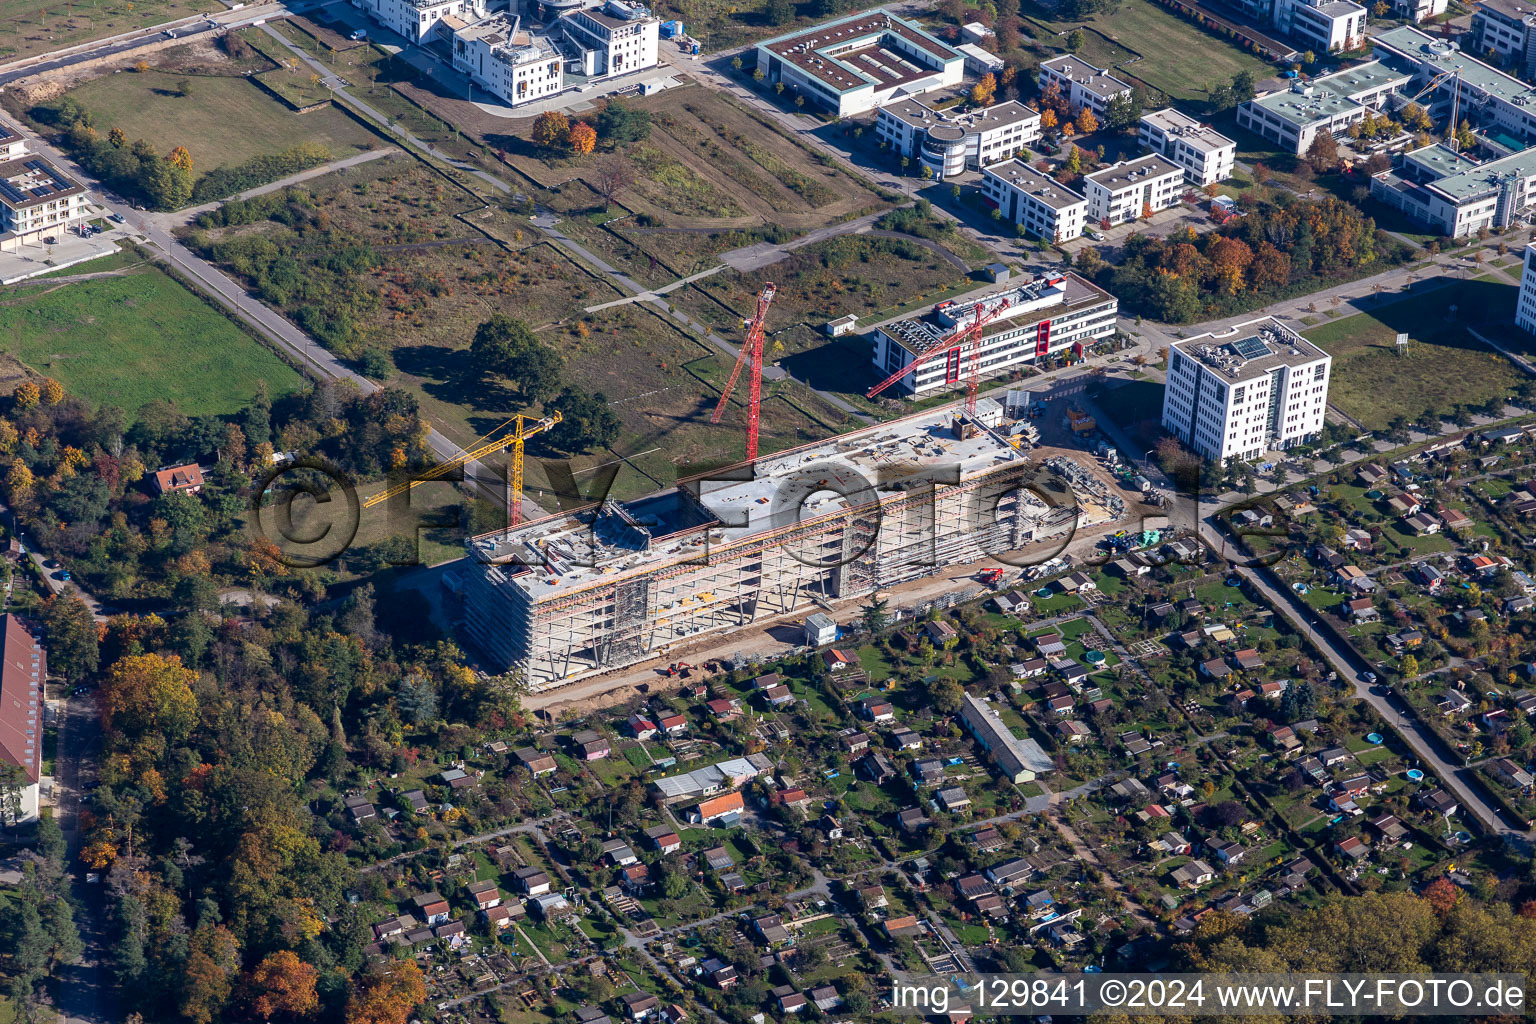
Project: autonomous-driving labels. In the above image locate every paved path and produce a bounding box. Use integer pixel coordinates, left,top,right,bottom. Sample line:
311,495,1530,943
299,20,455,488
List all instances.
150,147,399,230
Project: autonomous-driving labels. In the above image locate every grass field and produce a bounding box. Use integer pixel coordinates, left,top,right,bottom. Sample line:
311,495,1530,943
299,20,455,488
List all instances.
1025,0,1275,104
0,253,304,418
64,70,375,181
0,0,204,62
1304,276,1524,430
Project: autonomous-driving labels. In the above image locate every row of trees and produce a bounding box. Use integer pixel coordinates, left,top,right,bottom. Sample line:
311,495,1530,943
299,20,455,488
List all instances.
530,99,652,155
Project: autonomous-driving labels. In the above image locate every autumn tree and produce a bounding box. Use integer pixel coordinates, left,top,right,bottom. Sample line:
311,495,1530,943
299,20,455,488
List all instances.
970,72,996,106
181,924,241,1024
345,961,427,1024
38,378,63,406
1305,131,1338,173
101,652,199,745
531,110,570,150
42,594,98,683
1208,236,1254,293
1040,108,1058,131
1076,107,1098,133
13,381,38,409
168,146,193,173
244,950,319,1020
567,120,597,155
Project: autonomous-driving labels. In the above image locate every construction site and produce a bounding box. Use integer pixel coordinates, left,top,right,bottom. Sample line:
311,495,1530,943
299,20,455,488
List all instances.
449,279,1145,692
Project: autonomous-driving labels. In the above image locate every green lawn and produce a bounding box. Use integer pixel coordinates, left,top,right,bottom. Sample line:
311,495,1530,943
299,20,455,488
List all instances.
1025,0,1274,103
1304,277,1525,430
0,254,304,417
64,70,375,181
2,0,206,63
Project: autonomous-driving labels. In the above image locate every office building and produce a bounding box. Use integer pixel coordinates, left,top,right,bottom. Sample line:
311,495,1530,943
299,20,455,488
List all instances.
870,273,1119,398
1368,142,1536,237
753,9,965,117
0,155,92,252
1236,61,1408,154
1083,153,1184,226
1139,107,1236,186
1162,318,1331,463
1473,0,1536,76
1038,53,1133,115
875,98,1039,179
1518,242,1536,333
452,15,565,106
349,0,479,42
560,0,659,76
1274,0,1366,54
980,159,1087,241
461,406,1119,689
1375,27,1536,145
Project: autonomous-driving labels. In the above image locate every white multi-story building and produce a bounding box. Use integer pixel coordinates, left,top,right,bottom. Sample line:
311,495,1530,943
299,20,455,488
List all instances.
1161,319,1332,464
754,10,965,117
350,0,477,42
1393,0,1446,22
1274,0,1366,54
0,155,92,253
1038,53,1133,116
560,0,658,77
981,159,1086,241
1139,107,1235,186
1083,153,1184,226
0,120,28,163
1236,61,1408,155
1518,243,1536,333
875,99,1039,179
452,15,565,106
870,273,1119,398
1473,0,1536,75
1367,142,1535,238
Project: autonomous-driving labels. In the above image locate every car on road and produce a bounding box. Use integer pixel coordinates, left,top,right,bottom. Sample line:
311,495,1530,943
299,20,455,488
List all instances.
108,213,125,223
1361,670,1377,684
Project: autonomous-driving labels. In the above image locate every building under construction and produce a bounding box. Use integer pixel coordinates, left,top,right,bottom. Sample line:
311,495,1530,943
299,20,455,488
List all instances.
461,403,1111,690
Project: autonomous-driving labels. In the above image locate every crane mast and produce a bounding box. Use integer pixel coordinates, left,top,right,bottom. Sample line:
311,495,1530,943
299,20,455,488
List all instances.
709,283,778,463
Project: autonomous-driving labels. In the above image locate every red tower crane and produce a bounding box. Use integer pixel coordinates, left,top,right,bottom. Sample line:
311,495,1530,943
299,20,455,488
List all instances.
866,295,1013,415
710,282,777,463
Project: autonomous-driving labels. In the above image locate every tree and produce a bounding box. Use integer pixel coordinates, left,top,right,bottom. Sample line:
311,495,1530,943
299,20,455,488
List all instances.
861,596,890,634
1231,69,1257,103
470,314,538,380
1067,27,1085,51
13,381,38,410
928,676,964,714
42,594,98,684
1076,107,1098,133
592,153,637,209
548,387,620,452
1103,92,1140,131
1040,108,1058,131
101,652,199,744
346,961,427,1024
244,950,320,1020
970,72,997,106
181,924,241,1024
596,98,652,144
37,378,62,406
531,111,570,150
1304,132,1338,173
1401,102,1433,132
1062,144,1082,175
567,120,597,155
765,0,794,25
108,127,126,147
168,145,193,173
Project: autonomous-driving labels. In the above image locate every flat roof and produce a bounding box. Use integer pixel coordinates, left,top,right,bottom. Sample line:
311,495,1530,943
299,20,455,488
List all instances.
878,97,1038,133
757,9,962,97
0,155,85,211
1085,153,1183,192
1476,0,1536,20
1140,107,1234,154
879,271,1113,356
1376,25,1536,106
1040,52,1131,99
985,158,1087,210
470,403,1032,602
0,119,19,144
1413,144,1536,201
1174,317,1330,380
1402,141,1480,180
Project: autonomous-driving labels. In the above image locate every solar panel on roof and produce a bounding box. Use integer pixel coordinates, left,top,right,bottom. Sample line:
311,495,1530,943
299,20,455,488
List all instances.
0,181,26,204
1230,336,1269,360
30,186,51,198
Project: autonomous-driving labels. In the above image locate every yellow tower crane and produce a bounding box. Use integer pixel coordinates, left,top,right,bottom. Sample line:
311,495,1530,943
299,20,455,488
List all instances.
361,411,561,527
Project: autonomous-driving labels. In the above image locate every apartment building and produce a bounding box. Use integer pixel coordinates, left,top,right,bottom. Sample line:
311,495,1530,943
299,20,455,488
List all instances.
1161,318,1332,464
452,15,565,106
1038,53,1133,115
754,9,965,117
560,0,659,77
0,616,45,825
1473,0,1536,75
1236,61,1408,154
874,98,1039,179
1274,0,1366,54
870,273,1119,398
1393,0,1447,20
1518,242,1536,333
1083,153,1183,226
1139,108,1236,186
1375,27,1536,145
981,159,1086,241
0,156,92,252
350,0,477,42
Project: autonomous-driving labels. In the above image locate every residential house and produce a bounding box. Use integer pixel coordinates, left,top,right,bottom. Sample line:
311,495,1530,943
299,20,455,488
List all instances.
517,748,557,776
1336,835,1369,861
644,824,681,854
937,786,972,813
467,880,502,911
925,620,959,646
1171,859,1216,888
573,729,611,761
690,791,745,825
1492,757,1534,789
1405,512,1441,535
1035,633,1067,657
857,752,895,782
839,729,870,753
627,714,658,740
1371,813,1408,844
1333,565,1375,593
1057,719,1091,743
809,986,842,1013
1386,492,1422,517
705,697,741,720
623,992,661,1020
883,915,921,938
1418,789,1459,816
602,839,638,866
702,846,734,871
658,713,688,735
987,858,1034,886
412,893,451,926
1439,507,1473,531
1232,648,1263,672
910,758,944,785
891,725,922,750
1343,598,1379,623
754,914,792,945
859,698,895,723
153,463,204,495
1208,839,1247,866
822,648,858,673
1438,689,1473,716
513,867,552,896
773,986,807,1014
